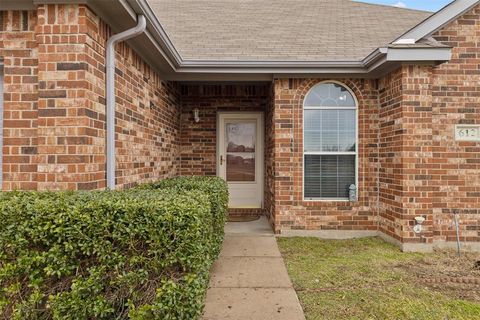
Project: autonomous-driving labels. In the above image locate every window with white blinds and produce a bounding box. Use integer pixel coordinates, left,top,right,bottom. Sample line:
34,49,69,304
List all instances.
303,82,357,200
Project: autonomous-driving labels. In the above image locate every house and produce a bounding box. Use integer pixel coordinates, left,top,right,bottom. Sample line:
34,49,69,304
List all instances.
0,0,479,252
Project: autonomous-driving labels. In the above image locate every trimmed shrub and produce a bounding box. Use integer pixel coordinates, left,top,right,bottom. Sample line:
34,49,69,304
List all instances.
0,177,228,319
139,176,229,258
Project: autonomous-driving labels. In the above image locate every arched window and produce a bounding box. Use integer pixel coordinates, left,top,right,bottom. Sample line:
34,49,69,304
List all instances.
303,82,357,200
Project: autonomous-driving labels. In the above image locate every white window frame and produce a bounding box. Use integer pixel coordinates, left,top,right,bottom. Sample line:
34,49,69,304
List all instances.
302,80,359,201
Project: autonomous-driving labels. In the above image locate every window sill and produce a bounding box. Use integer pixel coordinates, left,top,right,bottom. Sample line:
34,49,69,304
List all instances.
304,198,357,203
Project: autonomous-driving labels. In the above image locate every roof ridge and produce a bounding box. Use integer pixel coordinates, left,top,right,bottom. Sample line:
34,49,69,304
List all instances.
350,0,435,14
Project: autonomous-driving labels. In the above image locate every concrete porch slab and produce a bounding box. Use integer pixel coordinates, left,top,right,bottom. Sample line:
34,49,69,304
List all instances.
203,288,305,320
224,216,273,236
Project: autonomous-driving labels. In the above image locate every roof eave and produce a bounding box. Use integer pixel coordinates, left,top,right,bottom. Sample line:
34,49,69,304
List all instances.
173,47,451,72
394,0,480,43
5,0,457,81
128,0,183,67
122,0,454,80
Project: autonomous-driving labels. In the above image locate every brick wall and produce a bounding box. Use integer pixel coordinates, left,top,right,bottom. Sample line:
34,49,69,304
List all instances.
378,65,435,245
179,83,270,176
0,3,479,248
179,83,271,216
35,4,101,190
271,78,379,234
378,68,404,241
376,4,480,247
430,4,480,243
84,8,181,189
270,5,480,246
0,10,38,190
1,5,181,191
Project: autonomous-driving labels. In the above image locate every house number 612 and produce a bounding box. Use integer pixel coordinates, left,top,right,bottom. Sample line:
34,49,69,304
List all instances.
455,125,480,141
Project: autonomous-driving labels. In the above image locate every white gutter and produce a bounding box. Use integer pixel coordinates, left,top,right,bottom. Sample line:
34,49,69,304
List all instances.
106,15,146,189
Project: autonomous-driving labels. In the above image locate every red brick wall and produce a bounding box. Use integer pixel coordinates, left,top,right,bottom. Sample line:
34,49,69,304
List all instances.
81,7,181,189
430,4,480,243
1,5,181,191
0,3,479,248
270,5,480,246
179,83,271,216
378,68,404,241
271,78,379,234
0,11,38,190
35,4,100,190
378,65,435,245
179,83,270,176
375,3,480,246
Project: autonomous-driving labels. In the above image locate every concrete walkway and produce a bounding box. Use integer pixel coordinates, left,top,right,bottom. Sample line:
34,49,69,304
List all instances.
202,216,305,320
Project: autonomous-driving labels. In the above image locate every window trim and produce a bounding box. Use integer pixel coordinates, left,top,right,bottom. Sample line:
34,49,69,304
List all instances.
302,80,359,201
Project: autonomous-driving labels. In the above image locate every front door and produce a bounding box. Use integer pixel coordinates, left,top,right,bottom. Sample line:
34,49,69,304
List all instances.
217,112,264,208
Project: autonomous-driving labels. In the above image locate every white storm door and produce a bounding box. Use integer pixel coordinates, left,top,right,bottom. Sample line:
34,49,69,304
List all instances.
217,112,264,208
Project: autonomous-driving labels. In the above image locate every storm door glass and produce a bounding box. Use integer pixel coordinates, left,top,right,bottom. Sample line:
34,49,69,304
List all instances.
225,121,256,182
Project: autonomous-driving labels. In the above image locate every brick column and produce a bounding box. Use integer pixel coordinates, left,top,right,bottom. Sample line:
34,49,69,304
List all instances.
272,79,295,233
35,4,105,190
379,65,434,247
401,65,435,244
0,11,38,190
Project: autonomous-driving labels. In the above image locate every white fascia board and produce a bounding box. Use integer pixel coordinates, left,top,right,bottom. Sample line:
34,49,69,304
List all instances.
394,39,416,45
175,66,368,74
179,60,364,69
394,0,480,43
362,48,388,68
174,60,368,75
175,47,450,74
386,47,452,62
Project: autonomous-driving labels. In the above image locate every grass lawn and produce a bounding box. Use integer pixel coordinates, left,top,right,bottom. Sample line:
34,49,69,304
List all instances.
277,237,480,320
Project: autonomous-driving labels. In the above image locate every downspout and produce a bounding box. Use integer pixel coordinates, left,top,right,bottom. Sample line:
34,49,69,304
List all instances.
106,15,146,189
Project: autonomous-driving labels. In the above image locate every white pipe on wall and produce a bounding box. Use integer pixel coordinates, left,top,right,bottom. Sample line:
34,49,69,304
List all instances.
106,15,146,189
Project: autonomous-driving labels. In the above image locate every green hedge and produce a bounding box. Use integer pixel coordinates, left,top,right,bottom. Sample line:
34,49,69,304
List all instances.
0,177,229,319
138,176,229,258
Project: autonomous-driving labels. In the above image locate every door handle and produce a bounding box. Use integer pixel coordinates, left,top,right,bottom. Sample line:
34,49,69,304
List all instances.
220,155,224,165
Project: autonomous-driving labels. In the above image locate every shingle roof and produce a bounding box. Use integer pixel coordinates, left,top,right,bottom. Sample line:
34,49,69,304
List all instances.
148,0,433,62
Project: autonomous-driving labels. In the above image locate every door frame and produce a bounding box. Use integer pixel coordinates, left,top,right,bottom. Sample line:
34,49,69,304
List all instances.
216,111,265,208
